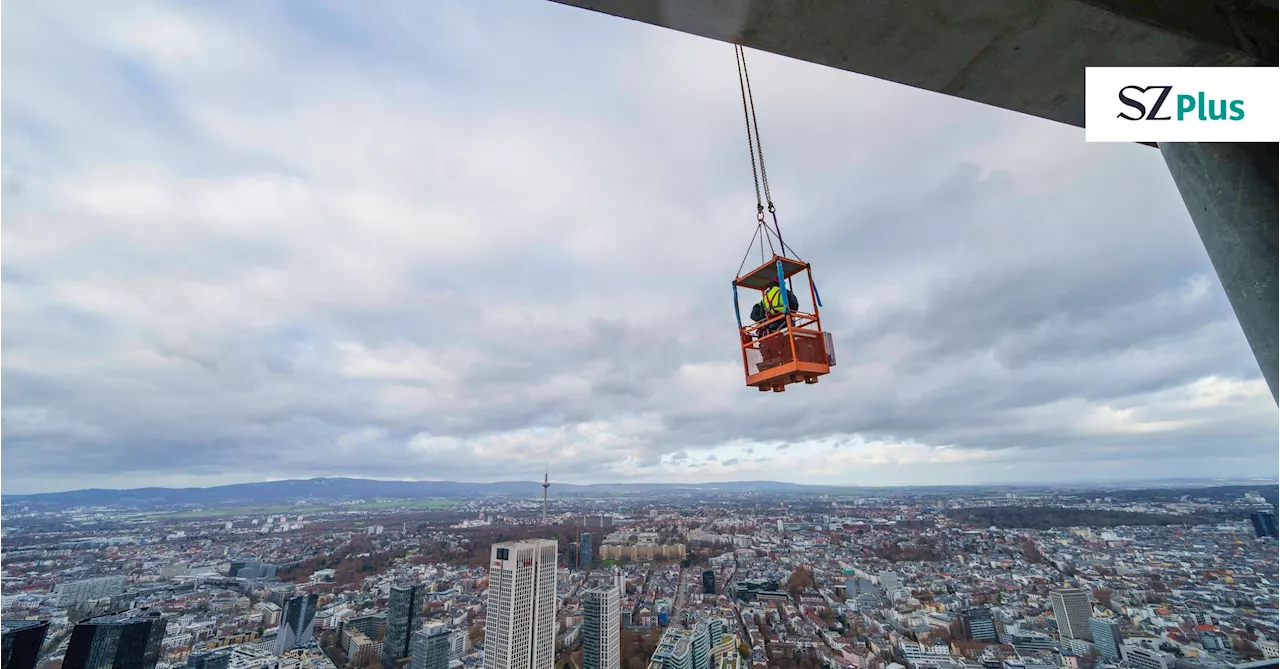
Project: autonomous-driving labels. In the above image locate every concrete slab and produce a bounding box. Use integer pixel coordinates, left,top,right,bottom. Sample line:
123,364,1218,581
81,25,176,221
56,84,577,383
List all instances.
545,0,1276,128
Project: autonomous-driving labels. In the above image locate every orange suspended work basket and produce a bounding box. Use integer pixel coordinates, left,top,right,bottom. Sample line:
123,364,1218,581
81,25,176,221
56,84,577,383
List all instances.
733,254,835,392
727,44,835,392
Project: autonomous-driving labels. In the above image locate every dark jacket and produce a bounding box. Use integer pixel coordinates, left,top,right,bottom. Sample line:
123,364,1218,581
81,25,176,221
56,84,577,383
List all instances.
750,287,800,323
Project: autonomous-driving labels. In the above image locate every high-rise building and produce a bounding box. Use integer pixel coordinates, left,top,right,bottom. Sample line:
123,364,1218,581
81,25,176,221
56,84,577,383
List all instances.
341,614,387,641
583,516,614,529
701,570,716,595
383,585,423,667
2,620,50,669
876,572,900,592
1250,510,1279,538
55,576,128,608
845,578,875,597
647,624,712,669
961,608,997,642
579,534,594,570
1122,645,1174,669
275,593,319,654
64,609,167,669
229,560,277,580
1050,589,1093,641
691,621,710,669
482,539,558,669
1089,618,1122,663
581,588,620,669
186,649,232,669
268,586,296,606
708,619,724,646
410,623,452,669
449,629,468,659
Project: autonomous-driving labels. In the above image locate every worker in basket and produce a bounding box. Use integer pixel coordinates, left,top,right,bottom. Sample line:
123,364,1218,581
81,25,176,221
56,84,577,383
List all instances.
751,279,799,336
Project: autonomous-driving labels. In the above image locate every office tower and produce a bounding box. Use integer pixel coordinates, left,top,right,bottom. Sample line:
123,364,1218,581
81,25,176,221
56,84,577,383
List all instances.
1089,618,1122,663
579,533,594,570
64,609,167,669
691,621,710,669
1050,589,1093,641
186,649,232,669
410,623,452,669
583,516,614,529
614,568,625,596
343,614,387,641
54,576,128,607
1251,510,1279,538
582,588,620,669
877,571,901,592
1123,645,1174,669
449,629,468,659
275,593,319,654
2,620,50,669
657,631,689,669
702,570,716,595
383,585,423,666
482,539,558,669
961,608,998,642
268,586,296,606
648,625,712,669
228,560,276,580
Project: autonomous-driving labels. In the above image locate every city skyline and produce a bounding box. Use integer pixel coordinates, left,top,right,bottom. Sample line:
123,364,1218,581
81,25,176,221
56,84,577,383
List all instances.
3,0,1277,496
3,483,1276,669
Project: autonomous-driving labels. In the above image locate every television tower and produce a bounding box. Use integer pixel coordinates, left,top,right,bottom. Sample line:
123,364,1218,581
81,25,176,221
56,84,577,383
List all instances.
542,468,551,524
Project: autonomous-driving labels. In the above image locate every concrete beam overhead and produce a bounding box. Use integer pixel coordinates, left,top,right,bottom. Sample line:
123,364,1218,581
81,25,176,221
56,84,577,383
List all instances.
545,0,1277,129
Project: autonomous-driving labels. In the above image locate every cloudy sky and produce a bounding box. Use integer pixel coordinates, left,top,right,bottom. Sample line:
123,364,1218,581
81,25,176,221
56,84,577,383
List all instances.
3,0,1276,495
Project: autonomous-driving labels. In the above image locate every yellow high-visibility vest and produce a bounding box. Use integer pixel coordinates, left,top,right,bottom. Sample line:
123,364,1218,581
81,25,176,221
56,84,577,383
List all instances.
763,286,785,315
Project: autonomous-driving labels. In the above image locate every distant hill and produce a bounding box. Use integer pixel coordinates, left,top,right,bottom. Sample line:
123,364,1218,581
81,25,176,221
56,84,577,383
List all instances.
0,477,827,511
2,477,1274,513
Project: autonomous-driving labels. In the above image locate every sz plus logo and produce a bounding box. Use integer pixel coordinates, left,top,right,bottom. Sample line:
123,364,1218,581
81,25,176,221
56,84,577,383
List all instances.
1084,67,1279,142
1116,85,1245,122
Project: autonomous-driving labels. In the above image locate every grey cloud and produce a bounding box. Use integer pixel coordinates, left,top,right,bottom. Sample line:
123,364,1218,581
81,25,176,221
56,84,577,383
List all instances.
0,0,1275,494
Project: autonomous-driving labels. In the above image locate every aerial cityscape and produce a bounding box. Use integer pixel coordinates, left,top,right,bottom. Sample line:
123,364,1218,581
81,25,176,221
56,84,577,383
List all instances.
2,478,1277,669
3,5,1278,669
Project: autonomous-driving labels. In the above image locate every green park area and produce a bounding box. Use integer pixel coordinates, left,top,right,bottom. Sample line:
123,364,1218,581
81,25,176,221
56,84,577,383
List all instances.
345,499,458,511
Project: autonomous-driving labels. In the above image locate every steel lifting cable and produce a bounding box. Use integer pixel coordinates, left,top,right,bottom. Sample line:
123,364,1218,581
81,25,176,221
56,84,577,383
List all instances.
735,218,778,278
735,45,788,258
735,41,800,311
735,45,763,217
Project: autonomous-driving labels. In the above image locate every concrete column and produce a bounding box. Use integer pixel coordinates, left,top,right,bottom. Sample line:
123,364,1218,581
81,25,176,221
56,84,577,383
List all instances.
1159,142,1278,403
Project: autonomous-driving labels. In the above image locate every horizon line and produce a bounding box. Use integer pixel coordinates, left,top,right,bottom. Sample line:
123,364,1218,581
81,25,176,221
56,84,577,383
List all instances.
4,474,1278,498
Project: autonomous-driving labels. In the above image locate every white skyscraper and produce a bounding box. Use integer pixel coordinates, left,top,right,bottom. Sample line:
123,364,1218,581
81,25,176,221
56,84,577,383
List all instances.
1050,588,1094,641
581,587,620,669
483,539,558,669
